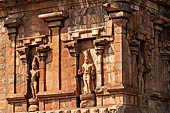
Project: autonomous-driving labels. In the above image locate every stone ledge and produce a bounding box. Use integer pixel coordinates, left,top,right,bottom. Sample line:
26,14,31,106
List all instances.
6,94,26,103
38,11,68,22
37,90,77,101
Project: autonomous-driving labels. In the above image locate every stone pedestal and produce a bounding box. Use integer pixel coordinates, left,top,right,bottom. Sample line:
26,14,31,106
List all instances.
80,93,96,108
29,98,39,112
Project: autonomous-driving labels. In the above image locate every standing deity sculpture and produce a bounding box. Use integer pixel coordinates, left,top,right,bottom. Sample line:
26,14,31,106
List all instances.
78,49,96,94
137,42,151,93
30,56,39,99
137,52,145,93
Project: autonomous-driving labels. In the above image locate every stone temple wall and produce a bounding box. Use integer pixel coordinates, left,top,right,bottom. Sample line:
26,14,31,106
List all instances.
0,0,170,113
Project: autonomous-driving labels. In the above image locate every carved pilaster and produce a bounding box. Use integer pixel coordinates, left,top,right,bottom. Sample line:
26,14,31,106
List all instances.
95,39,108,88
4,18,20,94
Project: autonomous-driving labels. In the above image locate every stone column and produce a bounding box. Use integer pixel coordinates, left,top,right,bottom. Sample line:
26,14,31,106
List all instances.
36,45,49,92
39,53,47,92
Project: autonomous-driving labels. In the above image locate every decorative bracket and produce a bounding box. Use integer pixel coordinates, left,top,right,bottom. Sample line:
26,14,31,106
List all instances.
64,41,77,57
16,47,28,63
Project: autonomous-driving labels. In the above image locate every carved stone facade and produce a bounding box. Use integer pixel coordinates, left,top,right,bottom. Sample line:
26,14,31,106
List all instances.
0,0,170,113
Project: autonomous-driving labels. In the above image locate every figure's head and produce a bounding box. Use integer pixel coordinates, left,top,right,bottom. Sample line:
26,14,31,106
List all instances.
84,49,90,64
32,56,39,70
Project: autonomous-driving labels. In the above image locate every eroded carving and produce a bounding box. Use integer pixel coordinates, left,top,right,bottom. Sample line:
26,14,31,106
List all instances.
137,41,152,93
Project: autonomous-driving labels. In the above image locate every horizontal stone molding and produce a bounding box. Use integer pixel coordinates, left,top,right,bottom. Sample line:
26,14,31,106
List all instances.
6,94,27,103
37,90,77,101
17,35,48,47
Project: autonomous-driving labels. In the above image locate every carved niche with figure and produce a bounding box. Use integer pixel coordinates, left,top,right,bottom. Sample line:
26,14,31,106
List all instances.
78,49,96,94
28,55,40,112
78,49,96,108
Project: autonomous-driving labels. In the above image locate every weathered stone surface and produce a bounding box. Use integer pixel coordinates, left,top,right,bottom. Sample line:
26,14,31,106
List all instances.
0,0,170,113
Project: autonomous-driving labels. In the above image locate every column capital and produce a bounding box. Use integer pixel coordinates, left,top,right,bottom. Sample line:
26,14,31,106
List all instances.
38,11,68,28
4,18,20,40
36,44,50,61
94,39,108,55
16,47,28,64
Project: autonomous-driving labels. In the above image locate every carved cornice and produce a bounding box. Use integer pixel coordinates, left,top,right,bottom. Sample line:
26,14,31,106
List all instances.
16,35,50,63
17,35,48,47
67,27,105,42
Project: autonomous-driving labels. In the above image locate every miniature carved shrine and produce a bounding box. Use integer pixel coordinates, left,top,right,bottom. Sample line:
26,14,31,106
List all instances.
0,0,170,113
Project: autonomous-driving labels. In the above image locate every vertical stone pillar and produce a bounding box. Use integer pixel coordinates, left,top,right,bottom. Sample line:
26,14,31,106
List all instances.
4,18,20,94
112,18,129,87
39,53,47,92
95,39,107,106
37,45,49,92
95,39,108,88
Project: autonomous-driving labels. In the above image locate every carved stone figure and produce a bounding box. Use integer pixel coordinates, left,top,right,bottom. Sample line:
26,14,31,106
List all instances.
30,56,39,99
137,52,145,93
137,42,152,93
78,49,96,94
